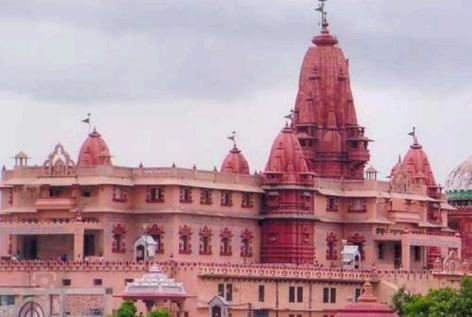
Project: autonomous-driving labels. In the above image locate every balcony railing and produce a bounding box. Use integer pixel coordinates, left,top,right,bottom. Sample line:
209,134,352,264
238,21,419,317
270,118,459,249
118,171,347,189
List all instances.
35,197,76,210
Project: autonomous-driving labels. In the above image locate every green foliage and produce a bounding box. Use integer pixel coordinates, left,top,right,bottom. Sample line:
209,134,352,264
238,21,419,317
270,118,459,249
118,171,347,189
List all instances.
392,276,472,317
148,308,172,317
114,301,137,317
391,287,416,315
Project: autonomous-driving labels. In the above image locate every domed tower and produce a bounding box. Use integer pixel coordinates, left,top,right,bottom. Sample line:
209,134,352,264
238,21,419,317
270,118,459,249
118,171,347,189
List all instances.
77,128,113,167
292,16,371,179
389,134,440,198
261,125,316,264
390,132,444,266
446,156,472,259
220,140,250,175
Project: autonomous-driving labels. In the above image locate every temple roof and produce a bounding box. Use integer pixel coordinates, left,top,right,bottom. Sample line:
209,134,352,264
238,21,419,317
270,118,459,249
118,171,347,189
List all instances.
264,125,309,175
77,128,112,167
293,20,358,129
390,138,437,188
221,146,250,175
122,264,187,299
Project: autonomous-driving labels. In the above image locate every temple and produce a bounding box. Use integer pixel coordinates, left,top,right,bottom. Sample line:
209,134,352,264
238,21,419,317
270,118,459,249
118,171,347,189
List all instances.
0,4,469,317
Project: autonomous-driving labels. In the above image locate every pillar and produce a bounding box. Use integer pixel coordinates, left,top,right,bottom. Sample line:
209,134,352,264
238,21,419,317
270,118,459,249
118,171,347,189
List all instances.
402,243,411,270
73,229,84,261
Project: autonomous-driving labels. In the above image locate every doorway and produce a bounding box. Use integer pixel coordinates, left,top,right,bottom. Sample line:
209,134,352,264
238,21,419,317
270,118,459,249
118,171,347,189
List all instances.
22,236,38,260
211,305,222,317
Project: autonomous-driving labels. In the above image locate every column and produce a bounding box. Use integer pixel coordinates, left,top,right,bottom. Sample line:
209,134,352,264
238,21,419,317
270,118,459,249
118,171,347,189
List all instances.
401,242,411,270
73,229,85,261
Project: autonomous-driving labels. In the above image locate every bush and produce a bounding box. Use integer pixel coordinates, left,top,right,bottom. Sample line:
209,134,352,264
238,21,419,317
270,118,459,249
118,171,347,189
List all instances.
148,308,172,317
115,301,137,317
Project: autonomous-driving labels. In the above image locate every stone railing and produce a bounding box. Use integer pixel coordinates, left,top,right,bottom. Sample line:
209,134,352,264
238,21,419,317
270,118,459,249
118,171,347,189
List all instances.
0,261,376,281
0,217,100,225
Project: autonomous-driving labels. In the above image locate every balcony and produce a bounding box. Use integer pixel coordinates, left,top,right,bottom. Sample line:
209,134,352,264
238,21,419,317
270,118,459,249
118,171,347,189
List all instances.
35,197,76,210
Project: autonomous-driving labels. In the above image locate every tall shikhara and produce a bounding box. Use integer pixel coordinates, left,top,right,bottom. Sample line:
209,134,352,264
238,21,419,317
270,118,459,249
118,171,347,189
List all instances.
292,20,371,179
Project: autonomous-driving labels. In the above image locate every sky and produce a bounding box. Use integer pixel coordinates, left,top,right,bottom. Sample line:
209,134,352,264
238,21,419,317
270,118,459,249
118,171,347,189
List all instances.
0,0,471,185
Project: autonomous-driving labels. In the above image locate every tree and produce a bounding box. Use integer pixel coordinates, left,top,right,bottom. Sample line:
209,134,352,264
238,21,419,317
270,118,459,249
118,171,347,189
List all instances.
391,287,416,316
114,301,137,317
148,308,172,317
392,276,472,317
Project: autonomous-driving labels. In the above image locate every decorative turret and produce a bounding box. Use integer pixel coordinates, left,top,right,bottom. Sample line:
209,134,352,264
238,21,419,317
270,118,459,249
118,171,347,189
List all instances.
261,125,315,264
221,134,250,175
390,130,440,197
77,128,112,167
446,156,472,201
263,125,314,185
291,15,371,179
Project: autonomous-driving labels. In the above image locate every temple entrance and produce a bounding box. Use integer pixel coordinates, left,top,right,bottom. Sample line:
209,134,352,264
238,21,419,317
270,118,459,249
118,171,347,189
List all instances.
18,301,45,317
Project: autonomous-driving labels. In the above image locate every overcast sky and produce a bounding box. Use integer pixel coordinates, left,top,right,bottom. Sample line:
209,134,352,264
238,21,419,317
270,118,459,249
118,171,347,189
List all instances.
0,0,471,185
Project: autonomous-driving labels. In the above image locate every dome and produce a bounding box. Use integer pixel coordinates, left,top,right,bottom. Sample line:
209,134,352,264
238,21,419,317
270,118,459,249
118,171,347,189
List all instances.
265,125,309,175
446,156,472,193
391,140,437,188
77,129,112,167
221,146,250,175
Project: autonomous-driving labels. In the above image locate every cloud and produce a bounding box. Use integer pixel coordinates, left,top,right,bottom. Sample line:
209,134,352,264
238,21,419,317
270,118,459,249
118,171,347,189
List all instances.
0,0,471,185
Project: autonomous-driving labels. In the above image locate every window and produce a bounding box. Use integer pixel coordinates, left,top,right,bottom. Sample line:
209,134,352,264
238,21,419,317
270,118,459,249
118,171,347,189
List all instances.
241,193,253,208
217,284,233,302
62,279,71,286
179,187,192,203
93,279,102,286
179,226,192,254
49,187,64,197
0,295,15,306
297,287,303,303
147,187,164,202
289,286,295,303
323,287,336,303
199,227,213,255
326,233,338,260
113,186,127,202
200,189,212,205
111,224,126,253
354,288,362,302
414,246,421,261
378,243,384,260
82,190,91,197
258,285,265,302
240,229,253,257
326,197,338,211
218,284,225,297
289,286,303,303
349,198,366,212
146,224,165,254
226,284,233,301
221,191,233,206
220,228,233,256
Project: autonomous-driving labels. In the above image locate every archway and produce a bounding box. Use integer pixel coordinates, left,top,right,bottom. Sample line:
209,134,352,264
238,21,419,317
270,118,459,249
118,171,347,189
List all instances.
18,301,45,317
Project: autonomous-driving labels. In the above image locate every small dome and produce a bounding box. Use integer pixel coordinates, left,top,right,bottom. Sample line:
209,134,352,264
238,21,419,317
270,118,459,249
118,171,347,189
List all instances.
77,129,112,167
390,140,437,187
336,281,399,317
264,126,309,175
446,156,472,192
221,146,250,175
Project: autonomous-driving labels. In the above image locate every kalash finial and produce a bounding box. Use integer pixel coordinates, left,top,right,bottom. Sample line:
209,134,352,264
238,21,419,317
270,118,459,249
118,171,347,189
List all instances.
227,131,237,149
315,0,328,27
